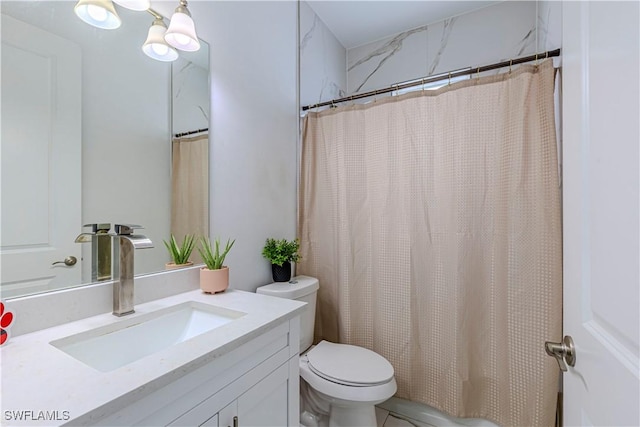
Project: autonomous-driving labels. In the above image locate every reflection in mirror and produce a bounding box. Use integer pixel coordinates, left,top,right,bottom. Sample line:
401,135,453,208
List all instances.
170,45,210,265
0,1,210,299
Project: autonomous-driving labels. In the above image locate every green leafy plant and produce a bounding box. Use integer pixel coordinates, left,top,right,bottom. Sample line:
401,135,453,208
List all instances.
199,237,235,270
163,234,196,265
262,238,301,266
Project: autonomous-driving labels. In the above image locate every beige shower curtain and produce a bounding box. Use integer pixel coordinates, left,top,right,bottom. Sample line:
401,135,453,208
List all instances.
298,60,561,427
171,134,209,263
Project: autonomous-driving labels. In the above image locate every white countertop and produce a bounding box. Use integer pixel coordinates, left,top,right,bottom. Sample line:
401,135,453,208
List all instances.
0,289,305,426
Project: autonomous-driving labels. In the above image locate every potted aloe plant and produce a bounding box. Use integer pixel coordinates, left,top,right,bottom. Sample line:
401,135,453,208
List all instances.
198,237,235,294
262,238,300,282
163,234,196,270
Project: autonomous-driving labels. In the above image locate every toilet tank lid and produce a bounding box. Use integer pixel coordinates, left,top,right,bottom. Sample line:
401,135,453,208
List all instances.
256,275,319,299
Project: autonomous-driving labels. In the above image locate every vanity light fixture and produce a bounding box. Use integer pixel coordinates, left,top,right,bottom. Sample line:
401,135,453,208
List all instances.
164,0,201,52
73,0,200,62
112,0,150,11
74,0,121,29
143,18,179,62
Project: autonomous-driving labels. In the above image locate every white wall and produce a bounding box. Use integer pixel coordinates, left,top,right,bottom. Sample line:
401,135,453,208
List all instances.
182,1,298,292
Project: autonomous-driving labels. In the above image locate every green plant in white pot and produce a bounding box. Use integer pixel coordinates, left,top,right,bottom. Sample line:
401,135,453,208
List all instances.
198,237,235,294
262,238,300,282
163,234,196,269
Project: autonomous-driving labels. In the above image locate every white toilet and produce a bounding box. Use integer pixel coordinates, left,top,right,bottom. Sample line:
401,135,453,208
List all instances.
257,276,397,427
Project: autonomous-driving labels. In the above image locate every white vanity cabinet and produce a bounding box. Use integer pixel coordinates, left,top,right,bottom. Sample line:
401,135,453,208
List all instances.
87,317,300,427
201,361,293,427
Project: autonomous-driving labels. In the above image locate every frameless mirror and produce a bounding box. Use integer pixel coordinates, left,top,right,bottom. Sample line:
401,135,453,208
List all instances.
0,1,210,299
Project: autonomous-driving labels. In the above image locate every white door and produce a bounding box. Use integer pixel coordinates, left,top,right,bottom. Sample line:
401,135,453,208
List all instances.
561,2,639,425
1,14,82,297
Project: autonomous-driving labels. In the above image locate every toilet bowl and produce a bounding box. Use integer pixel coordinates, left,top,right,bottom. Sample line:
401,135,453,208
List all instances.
256,276,397,427
299,340,397,426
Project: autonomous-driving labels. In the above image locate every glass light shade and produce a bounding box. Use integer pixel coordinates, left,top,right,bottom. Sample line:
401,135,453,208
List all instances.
143,20,179,62
164,12,200,52
74,0,121,29
113,0,150,11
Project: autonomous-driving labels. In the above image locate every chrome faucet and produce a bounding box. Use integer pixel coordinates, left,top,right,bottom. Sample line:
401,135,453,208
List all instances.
75,223,113,282
112,224,153,316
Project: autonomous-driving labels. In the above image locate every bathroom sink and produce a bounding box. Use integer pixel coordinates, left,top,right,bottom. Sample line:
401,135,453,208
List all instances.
50,302,246,372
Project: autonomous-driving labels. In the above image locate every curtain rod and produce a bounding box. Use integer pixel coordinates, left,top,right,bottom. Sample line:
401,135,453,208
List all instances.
174,128,209,138
302,48,560,111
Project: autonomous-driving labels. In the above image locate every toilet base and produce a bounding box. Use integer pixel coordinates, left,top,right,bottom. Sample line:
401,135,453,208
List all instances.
300,378,385,427
299,406,377,427
329,405,377,427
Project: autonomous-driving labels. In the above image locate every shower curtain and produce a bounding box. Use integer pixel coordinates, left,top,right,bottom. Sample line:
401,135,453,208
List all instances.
171,134,209,263
297,60,561,427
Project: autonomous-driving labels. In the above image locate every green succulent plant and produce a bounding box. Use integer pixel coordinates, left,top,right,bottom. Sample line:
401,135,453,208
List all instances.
163,234,196,265
199,237,235,270
262,238,301,266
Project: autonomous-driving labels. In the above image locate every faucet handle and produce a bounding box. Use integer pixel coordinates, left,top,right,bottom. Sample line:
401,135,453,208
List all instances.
83,223,111,233
76,223,112,243
114,224,143,235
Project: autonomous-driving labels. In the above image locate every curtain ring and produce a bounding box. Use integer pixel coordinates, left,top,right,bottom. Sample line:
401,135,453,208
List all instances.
448,72,452,85
421,78,426,91
509,59,513,74
349,95,354,106
476,67,480,80
545,51,549,59
535,53,539,65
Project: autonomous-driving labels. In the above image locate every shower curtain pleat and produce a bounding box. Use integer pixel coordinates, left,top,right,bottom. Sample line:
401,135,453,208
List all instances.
298,59,562,427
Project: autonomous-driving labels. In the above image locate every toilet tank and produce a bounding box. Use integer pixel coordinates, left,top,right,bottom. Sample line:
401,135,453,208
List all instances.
256,275,319,352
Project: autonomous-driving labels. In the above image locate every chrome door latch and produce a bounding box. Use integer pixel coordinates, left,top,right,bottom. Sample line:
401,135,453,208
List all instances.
545,335,576,372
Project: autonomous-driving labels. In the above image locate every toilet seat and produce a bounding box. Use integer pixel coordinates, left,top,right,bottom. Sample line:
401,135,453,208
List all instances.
306,341,395,387
299,355,397,404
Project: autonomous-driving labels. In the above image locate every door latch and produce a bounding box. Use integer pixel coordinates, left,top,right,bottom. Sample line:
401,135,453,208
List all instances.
52,256,77,267
545,335,576,372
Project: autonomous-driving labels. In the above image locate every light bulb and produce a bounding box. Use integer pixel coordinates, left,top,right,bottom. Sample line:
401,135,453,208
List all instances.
74,0,121,29
151,43,169,56
143,18,179,62
87,4,108,22
172,33,191,47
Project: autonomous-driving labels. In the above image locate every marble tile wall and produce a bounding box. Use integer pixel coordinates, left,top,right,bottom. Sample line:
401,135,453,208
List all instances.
172,57,210,135
346,1,562,95
300,1,347,109
537,1,562,54
348,24,428,94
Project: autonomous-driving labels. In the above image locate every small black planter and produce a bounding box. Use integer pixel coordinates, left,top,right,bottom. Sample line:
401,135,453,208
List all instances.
271,261,291,282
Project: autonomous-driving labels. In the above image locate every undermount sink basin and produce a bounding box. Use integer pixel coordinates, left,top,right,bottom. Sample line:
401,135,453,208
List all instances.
50,302,246,372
